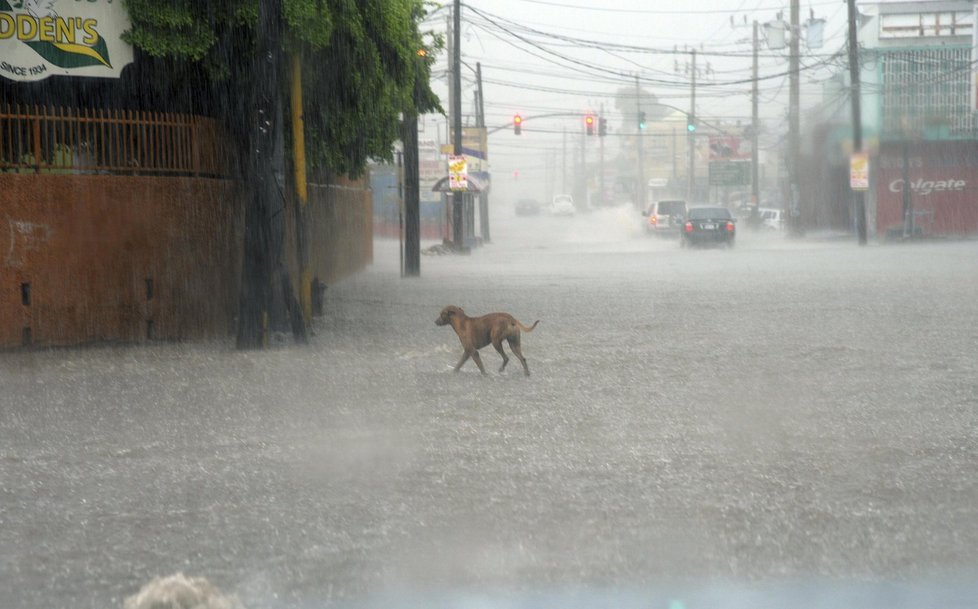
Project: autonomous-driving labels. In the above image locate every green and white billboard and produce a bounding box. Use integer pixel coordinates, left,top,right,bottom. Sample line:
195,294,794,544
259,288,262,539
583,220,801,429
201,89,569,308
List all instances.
0,0,133,82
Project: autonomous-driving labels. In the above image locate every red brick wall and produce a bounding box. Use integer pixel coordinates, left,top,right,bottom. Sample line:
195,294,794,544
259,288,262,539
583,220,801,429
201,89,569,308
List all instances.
0,174,241,347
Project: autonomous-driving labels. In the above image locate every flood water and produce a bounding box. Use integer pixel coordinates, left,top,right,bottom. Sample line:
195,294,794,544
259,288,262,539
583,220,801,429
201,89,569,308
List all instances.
3,207,978,608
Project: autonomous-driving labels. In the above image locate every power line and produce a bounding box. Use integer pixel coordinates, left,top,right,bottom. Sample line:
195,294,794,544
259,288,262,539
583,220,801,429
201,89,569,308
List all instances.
510,0,841,15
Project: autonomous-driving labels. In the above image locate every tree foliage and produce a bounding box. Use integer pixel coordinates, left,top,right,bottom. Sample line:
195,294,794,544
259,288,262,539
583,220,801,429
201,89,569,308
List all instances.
122,0,441,177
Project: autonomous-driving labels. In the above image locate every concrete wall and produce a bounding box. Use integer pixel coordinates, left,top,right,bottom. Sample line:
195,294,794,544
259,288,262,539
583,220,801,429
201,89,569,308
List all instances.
0,174,240,347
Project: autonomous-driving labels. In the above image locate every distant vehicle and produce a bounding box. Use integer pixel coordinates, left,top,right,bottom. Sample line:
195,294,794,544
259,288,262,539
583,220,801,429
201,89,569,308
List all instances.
643,199,686,235
758,207,784,231
515,198,542,216
681,205,736,248
550,194,575,217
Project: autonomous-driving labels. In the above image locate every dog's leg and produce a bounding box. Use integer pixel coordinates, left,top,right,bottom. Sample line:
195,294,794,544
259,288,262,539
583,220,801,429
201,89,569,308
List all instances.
492,340,509,373
508,338,530,376
470,350,488,375
454,351,470,372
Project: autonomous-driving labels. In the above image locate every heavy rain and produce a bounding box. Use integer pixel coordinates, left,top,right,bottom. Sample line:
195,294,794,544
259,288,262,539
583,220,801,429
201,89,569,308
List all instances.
2,1,978,609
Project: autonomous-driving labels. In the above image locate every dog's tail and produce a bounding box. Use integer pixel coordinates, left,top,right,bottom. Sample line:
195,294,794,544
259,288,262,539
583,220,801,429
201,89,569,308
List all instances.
517,319,540,333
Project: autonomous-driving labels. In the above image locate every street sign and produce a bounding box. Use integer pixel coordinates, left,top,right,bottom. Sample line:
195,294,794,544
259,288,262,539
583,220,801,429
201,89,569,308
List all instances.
850,152,869,191
708,161,751,186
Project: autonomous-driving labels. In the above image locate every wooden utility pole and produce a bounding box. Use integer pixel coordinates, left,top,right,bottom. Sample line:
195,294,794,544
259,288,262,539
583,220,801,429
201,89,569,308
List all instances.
475,62,490,243
451,0,464,249
789,0,801,234
751,20,760,225
635,75,646,210
687,49,696,202
847,0,868,244
402,112,420,275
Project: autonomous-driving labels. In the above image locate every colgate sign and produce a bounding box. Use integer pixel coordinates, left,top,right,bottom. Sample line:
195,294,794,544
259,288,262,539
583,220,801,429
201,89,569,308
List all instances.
888,178,967,196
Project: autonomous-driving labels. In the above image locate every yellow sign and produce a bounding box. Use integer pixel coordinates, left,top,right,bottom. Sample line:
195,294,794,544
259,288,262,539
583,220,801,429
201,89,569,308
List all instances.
850,152,869,191
448,155,467,191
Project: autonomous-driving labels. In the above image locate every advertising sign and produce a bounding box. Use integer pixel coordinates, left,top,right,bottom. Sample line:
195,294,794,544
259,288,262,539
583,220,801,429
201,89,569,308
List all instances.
0,0,134,82
441,127,488,171
418,139,441,199
850,152,869,191
448,155,467,191
876,142,978,236
708,136,750,161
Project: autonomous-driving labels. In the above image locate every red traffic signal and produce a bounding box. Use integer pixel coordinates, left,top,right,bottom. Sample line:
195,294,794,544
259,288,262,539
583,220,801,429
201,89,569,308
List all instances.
514,114,523,135
585,114,595,136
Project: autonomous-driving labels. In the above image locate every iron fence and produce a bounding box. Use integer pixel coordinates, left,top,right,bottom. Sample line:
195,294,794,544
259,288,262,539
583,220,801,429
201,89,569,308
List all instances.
0,104,227,177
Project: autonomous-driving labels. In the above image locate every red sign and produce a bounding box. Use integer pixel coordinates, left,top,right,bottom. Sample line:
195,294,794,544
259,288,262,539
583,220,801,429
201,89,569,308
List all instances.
876,144,978,236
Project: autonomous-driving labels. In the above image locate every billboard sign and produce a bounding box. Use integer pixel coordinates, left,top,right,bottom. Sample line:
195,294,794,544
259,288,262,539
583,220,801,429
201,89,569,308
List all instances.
0,0,134,82
708,136,750,161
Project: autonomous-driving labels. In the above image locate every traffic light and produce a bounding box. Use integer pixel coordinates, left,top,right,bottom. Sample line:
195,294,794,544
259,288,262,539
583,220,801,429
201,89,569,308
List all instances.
585,114,594,136
598,117,607,137
638,111,646,130
687,115,696,133
514,114,522,135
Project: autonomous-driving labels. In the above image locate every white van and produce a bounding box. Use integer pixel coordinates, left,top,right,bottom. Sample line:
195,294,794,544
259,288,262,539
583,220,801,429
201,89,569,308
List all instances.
759,208,783,231
643,200,687,235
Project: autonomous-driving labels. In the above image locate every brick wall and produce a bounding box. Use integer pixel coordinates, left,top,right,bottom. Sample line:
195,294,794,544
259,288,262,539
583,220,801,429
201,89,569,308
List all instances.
0,174,240,347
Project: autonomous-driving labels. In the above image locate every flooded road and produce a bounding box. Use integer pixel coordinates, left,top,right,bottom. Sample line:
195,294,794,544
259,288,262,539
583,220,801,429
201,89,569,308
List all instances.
3,207,978,608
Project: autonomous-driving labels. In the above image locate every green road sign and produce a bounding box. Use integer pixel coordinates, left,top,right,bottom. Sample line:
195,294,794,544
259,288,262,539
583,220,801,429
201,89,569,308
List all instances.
708,161,751,186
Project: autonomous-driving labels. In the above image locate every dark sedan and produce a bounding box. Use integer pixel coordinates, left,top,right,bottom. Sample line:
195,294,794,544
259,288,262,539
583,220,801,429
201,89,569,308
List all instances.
681,205,736,248
515,198,542,216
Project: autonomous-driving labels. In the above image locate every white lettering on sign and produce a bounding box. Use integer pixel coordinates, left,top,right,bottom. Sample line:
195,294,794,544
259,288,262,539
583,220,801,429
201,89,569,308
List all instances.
888,178,967,196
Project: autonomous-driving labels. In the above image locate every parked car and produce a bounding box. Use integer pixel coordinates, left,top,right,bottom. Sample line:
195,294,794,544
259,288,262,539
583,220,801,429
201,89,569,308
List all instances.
515,198,542,216
643,199,686,235
550,194,576,217
681,205,736,248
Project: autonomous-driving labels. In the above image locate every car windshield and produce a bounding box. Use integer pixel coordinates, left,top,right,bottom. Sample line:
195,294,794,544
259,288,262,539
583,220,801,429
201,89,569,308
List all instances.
688,207,732,220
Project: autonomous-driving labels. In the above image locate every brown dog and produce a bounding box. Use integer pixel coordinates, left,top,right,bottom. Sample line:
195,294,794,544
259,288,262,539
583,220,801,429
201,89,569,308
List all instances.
435,305,539,376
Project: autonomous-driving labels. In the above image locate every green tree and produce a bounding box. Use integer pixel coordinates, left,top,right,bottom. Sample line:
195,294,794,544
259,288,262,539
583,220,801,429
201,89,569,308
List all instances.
122,0,441,177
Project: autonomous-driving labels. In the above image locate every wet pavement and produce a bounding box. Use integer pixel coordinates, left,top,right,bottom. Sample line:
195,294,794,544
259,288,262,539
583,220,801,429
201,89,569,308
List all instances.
3,206,978,608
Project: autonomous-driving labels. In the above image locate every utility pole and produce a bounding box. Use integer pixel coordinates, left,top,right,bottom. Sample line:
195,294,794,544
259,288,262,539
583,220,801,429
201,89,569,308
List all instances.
451,0,464,249
789,0,801,235
475,62,490,243
401,114,420,275
579,119,587,209
562,127,567,193
751,20,760,225
635,75,645,210
847,0,868,244
599,102,606,208
688,49,696,202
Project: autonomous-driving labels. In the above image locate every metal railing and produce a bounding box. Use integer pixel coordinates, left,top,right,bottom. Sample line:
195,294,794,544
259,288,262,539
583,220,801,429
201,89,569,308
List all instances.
0,104,228,177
